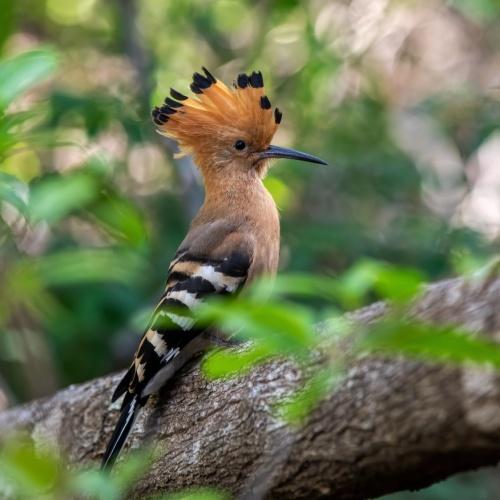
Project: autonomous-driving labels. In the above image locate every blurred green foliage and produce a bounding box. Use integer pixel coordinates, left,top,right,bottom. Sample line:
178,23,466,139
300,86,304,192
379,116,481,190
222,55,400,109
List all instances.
0,437,227,500
1,0,499,401
1,0,500,498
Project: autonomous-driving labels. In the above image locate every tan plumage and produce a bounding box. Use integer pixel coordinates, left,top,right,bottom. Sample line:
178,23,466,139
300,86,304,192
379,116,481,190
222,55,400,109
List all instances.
101,68,325,469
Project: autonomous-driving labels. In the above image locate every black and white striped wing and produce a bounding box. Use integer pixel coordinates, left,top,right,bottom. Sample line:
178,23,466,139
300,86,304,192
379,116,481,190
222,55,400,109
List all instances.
112,249,251,405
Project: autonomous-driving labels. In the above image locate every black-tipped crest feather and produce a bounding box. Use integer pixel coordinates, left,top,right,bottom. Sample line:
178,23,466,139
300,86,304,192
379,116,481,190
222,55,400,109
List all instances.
170,88,188,100
237,73,249,88
249,71,263,88
260,96,271,110
190,82,203,94
193,72,211,89
160,105,177,115
274,107,283,124
202,66,216,83
164,97,183,108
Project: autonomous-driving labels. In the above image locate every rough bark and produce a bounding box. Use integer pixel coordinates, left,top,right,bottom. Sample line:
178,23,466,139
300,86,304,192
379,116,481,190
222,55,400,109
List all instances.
1,271,500,499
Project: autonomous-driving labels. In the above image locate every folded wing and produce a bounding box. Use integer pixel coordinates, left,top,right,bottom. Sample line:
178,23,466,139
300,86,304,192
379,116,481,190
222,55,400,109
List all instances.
102,229,252,468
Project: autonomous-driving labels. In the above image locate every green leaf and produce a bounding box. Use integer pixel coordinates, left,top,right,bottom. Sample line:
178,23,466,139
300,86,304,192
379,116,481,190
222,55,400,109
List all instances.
71,469,121,500
336,260,382,308
362,319,500,369
0,439,60,497
373,266,424,303
337,260,425,308
0,108,40,134
202,344,272,379
112,449,152,492
33,249,144,286
29,171,100,223
159,488,229,500
0,171,28,214
450,247,489,276
248,273,341,302
90,195,147,247
0,49,58,109
198,298,316,355
71,448,152,500
277,368,343,425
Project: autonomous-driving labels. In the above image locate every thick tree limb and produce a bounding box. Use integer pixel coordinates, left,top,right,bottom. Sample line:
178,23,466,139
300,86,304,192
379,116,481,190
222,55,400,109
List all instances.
1,271,500,499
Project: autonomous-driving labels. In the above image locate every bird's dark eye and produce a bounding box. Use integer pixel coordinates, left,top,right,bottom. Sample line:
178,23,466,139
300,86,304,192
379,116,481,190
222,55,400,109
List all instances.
234,140,246,150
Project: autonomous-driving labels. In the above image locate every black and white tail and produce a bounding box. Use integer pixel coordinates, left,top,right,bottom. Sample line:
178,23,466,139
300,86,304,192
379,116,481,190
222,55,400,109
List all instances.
101,393,146,469
101,248,250,469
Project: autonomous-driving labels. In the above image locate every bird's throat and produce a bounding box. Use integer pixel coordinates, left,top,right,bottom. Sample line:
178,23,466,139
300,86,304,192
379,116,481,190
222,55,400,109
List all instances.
197,166,278,225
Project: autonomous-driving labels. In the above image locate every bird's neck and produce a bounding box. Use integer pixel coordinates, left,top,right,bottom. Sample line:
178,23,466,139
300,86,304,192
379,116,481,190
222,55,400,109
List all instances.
196,167,277,222
194,163,281,279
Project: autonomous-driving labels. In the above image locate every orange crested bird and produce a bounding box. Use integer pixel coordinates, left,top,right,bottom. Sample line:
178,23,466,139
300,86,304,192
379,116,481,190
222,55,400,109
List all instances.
101,67,326,469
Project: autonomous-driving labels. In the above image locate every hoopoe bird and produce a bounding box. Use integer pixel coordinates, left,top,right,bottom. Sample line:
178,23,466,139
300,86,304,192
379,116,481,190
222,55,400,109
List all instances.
101,67,326,468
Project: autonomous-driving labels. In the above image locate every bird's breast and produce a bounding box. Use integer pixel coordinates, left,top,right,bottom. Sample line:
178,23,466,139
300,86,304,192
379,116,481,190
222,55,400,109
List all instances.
245,186,280,280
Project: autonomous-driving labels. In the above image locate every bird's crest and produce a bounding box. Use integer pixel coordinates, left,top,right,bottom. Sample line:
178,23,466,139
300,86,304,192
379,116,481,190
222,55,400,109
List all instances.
152,68,282,159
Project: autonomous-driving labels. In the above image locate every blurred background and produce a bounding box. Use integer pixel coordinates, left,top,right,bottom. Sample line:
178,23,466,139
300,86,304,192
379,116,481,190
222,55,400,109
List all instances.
1,0,500,496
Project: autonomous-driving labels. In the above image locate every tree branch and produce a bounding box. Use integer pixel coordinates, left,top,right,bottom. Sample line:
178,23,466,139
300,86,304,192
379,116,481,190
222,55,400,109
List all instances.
2,271,500,499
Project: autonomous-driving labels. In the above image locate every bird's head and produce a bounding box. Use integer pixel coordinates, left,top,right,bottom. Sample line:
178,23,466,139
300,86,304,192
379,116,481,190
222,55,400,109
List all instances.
152,68,326,178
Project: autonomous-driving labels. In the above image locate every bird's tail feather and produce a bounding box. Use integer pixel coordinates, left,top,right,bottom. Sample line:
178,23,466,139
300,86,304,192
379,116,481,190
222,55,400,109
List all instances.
101,393,145,470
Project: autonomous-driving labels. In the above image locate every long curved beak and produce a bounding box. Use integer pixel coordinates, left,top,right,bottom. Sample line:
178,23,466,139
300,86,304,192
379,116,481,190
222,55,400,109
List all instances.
258,145,327,165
